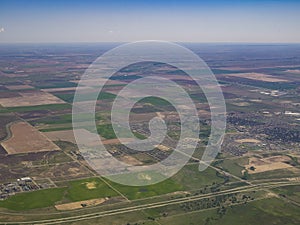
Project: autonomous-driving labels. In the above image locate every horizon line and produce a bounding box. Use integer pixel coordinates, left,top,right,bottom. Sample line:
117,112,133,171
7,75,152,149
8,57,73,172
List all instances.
1,41,300,45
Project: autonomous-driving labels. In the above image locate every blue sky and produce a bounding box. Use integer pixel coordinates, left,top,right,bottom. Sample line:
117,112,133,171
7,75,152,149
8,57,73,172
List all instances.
0,0,299,43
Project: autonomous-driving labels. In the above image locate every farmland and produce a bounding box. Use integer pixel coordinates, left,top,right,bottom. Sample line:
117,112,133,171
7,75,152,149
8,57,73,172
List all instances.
1,122,60,154
0,43,299,224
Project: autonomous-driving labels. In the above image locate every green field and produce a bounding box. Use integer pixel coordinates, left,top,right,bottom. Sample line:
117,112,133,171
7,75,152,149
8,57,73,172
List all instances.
96,123,119,139
34,81,77,89
65,177,120,201
54,91,116,103
96,123,146,140
0,176,182,210
213,158,248,178
0,188,66,211
138,96,172,107
0,106,9,113
32,113,103,125
0,177,120,211
172,164,232,191
108,177,183,200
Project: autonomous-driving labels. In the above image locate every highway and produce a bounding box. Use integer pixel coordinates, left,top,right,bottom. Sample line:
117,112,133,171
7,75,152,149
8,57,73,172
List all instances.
1,180,299,225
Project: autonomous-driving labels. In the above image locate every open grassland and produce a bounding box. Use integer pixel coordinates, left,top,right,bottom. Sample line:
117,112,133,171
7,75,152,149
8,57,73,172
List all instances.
64,177,120,202
0,188,66,211
107,177,183,200
274,185,300,203
0,178,119,211
158,197,300,225
213,158,248,178
172,164,230,190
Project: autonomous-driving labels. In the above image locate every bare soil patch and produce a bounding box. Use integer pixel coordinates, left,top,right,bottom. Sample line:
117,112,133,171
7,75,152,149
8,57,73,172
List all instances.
245,155,293,174
85,181,97,189
235,138,261,144
55,198,107,211
225,73,289,82
155,144,170,151
5,85,34,90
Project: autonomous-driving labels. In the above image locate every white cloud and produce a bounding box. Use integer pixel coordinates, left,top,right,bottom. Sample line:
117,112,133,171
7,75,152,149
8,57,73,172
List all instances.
0,28,4,32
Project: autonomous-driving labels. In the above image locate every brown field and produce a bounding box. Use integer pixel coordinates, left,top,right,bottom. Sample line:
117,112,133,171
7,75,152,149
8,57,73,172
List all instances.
1,122,60,154
5,85,34,90
0,90,65,107
44,129,136,147
41,86,93,92
285,69,300,74
102,138,134,145
245,155,293,174
225,72,289,82
37,162,93,181
129,112,157,122
198,110,211,116
235,138,261,144
119,155,143,166
45,129,105,146
155,144,170,151
55,198,107,211
44,129,78,143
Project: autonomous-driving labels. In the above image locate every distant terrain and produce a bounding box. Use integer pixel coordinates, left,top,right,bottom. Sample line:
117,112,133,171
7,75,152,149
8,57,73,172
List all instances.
0,43,299,224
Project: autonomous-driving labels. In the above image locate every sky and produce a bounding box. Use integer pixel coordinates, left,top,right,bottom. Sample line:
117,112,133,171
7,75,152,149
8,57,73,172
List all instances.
0,0,300,43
